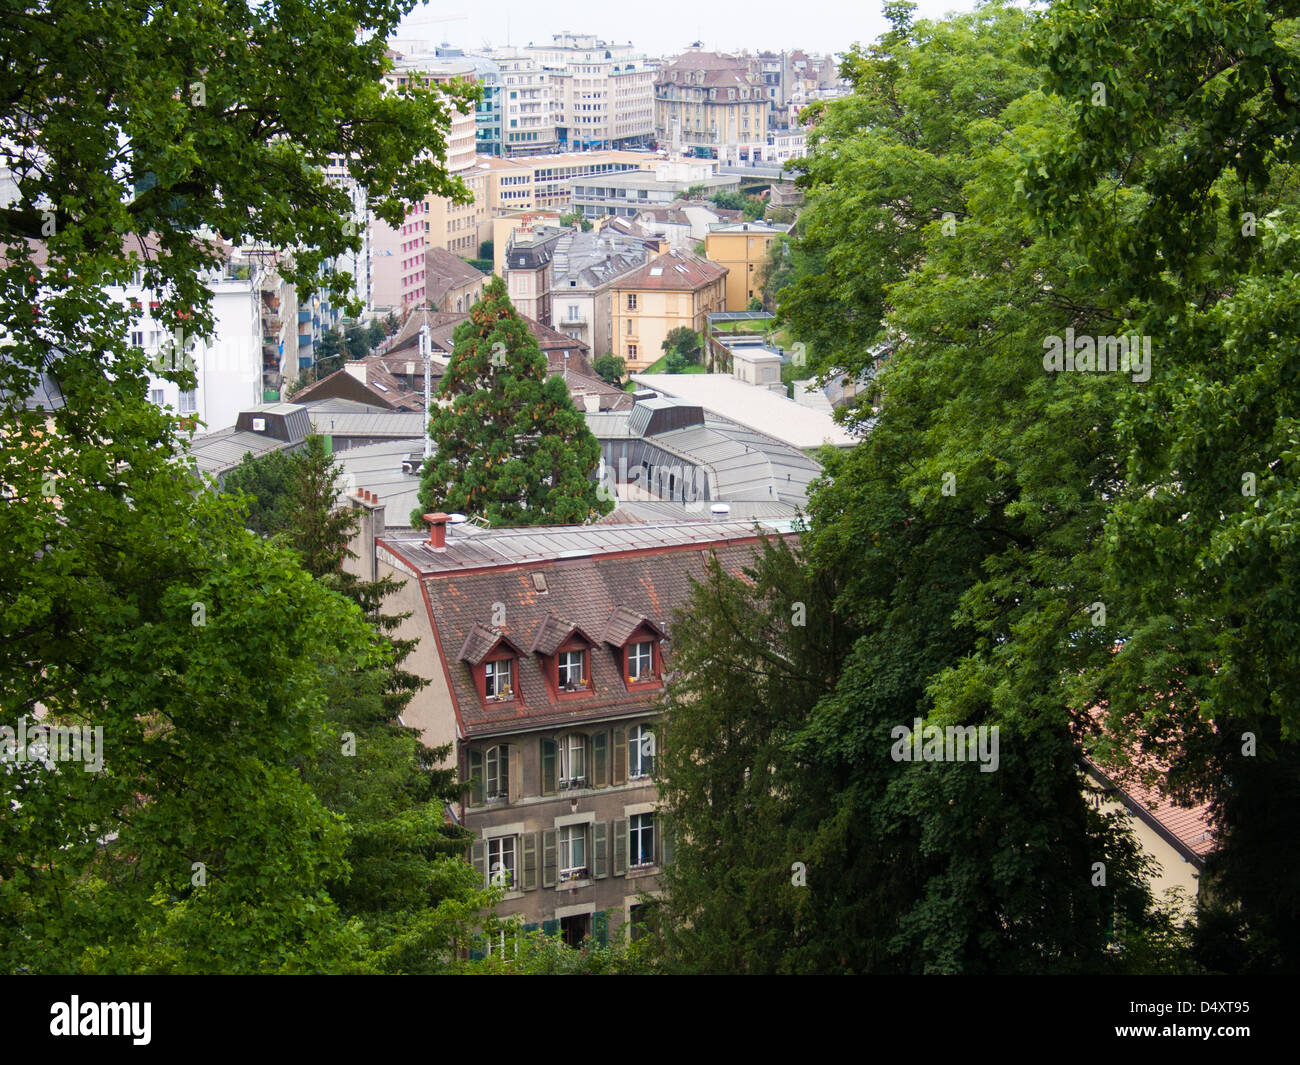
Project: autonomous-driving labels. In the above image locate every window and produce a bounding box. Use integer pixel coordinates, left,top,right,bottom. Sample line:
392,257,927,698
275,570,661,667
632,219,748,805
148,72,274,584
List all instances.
558,649,586,691
559,733,586,786
485,657,513,700
131,330,144,347
626,293,637,310
628,903,649,943
179,390,197,413
558,824,588,879
629,813,656,867
627,640,655,683
150,389,165,406
485,745,509,800
629,724,655,778
627,343,637,359
486,835,516,888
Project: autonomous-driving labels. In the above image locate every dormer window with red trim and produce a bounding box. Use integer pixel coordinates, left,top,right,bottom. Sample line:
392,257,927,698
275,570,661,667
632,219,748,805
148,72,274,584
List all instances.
459,621,524,707
627,639,657,684
557,647,588,693
484,656,514,701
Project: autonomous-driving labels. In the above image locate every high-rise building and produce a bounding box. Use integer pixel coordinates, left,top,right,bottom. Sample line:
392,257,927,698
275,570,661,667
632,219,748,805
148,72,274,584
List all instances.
524,34,655,151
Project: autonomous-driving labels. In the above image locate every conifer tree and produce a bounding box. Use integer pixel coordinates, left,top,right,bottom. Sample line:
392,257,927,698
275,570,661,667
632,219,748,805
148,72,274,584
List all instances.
412,277,613,527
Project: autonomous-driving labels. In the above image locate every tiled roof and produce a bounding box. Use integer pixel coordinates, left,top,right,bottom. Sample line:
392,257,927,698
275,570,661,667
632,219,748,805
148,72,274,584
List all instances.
458,622,522,665
1085,758,1215,865
615,250,727,292
395,524,782,736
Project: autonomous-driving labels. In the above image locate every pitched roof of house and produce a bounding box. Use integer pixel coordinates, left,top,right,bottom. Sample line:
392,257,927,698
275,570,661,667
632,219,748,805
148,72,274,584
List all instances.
615,250,727,292
378,521,783,737
425,247,487,309
385,307,590,361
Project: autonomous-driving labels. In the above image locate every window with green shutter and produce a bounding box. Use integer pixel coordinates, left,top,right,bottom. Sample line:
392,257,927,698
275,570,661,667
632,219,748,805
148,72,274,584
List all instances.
521,832,538,891
542,919,560,937
593,821,608,878
541,828,557,887
593,731,608,787
612,817,628,875
468,748,484,805
471,839,486,881
593,910,609,947
611,727,627,785
540,737,557,795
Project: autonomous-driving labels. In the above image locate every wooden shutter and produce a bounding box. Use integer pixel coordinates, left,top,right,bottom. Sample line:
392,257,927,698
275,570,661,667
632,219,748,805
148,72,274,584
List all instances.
468,748,484,806
542,919,560,938
593,731,608,787
661,818,674,867
612,817,628,875
593,910,609,948
471,839,487,885
542,828,557,887
592,821,608,878
521,832,538,891
611,727,627,785
507,744,521,803
540,737,557,795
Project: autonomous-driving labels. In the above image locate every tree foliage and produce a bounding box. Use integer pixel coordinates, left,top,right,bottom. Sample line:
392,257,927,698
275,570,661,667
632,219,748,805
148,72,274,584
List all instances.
413,277,613,527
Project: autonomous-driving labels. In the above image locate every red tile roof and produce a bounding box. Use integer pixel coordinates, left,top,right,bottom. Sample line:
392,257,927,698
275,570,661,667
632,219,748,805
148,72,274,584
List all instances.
616,250,727,292
385,524,782,737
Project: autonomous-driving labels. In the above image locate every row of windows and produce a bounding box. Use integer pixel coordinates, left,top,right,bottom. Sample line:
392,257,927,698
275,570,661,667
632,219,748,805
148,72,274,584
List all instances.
471,814,660,891
479,637,658,705
468,725,656,805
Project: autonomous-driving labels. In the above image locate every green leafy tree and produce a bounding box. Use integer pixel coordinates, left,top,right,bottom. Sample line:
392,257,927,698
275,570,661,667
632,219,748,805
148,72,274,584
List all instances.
593,352,627,386
1023,0,1300,972
560,212,592,232
366,318,387,349
661,326,702,366
412,277,613,527
0,0,477,973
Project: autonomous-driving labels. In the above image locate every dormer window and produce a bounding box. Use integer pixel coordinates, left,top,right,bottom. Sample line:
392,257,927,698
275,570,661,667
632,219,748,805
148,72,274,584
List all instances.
485,657,514,700
628,640,655,682
558,649,587,691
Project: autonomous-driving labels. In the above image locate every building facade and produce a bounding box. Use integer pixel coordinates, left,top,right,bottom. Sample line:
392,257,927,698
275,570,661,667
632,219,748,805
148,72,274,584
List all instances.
359,515,784,941
704,220,783,311
611,250,728,371
654,49,769,161
524,33,655,151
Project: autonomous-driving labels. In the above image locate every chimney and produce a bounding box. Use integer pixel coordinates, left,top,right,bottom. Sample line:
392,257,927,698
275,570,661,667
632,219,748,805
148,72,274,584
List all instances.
423,511,450,550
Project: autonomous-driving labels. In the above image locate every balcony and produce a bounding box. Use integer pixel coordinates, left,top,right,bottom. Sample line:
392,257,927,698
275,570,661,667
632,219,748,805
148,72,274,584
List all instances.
298,309,312,323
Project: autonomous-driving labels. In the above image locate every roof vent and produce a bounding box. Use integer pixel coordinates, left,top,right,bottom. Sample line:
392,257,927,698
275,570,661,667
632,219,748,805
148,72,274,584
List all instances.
252,417,266,432
531,572,549,593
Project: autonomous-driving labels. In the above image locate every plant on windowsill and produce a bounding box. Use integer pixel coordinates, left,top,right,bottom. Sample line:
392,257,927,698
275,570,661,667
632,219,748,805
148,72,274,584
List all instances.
486,685,513,702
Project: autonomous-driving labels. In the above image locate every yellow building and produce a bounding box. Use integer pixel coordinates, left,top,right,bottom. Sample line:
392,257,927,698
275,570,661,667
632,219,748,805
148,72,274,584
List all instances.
611,250,728,371
704,221,782,311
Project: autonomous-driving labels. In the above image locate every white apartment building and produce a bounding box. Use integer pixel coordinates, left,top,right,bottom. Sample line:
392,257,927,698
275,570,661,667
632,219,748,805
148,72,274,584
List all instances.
492,51,561,155
524,33,655,151
108,256,266,434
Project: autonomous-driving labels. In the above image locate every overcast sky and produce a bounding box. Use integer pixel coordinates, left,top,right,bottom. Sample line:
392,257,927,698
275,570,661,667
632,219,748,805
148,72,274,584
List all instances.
394,0,990,59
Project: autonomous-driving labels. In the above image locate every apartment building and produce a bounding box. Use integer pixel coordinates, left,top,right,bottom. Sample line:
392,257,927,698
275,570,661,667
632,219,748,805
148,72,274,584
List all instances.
502,221,570,325
704,220,784,311
571,160,738,220
524,33,655,151
654,49,769,161
370,200,429,313
611,250,728,371
493,51,560,155
359,513,786,941
549,230,651,355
